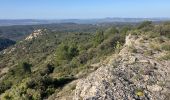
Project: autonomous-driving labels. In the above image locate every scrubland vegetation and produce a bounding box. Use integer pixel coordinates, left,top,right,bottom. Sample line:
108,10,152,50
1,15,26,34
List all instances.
0,21,170,99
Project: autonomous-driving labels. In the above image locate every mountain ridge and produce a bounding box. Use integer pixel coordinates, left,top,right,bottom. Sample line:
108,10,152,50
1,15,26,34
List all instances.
0,18,170,26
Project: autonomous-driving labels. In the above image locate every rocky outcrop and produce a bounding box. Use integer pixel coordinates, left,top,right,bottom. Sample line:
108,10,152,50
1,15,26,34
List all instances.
73,35,170,100
25,29,46,41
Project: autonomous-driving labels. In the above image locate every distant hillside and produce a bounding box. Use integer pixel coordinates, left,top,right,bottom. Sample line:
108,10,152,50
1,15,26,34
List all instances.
0,37,15,51
0,19,54,26
0,23,98,41
0,18,170,26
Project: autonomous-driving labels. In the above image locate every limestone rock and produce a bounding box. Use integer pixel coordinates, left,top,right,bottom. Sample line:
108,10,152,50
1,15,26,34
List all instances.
25,29,46,41
147,85,162,92
73,34,170,100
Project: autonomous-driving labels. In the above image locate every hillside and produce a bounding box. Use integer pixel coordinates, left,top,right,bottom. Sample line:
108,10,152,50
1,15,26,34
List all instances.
0,23,98,41
49,22,170,100
0,37,15,51
0,21,170,100
73,34,170,100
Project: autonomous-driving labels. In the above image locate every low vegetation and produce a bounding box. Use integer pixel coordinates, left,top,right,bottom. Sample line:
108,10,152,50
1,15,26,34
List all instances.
0,21,170,99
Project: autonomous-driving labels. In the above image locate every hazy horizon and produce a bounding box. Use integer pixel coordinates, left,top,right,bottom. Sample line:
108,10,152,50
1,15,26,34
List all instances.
1,17,170,20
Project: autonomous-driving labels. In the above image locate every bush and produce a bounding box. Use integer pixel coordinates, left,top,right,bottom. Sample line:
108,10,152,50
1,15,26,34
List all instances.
26,79,36,89
77,52,89,64
56,43,70,61
53,77,75,87
161,43,170,51
0,82,12,94
160,22,170,37
104,27,118,39
40,64,54,76
120,26,132,35
13,62,32,75
99,34,124,52
21,62,32,74
137,21,152,29
25,75,75,99
93,30,104,47
55,43,79,65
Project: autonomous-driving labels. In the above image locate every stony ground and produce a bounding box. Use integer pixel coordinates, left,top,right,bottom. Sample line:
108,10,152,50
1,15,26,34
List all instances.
51,34,170,100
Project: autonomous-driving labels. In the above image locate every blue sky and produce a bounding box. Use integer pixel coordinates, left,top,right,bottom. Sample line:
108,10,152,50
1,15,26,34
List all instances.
0,0,170,19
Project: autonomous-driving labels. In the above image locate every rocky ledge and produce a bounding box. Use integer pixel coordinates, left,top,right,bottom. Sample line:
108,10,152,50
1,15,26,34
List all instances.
73,34,170,100
25,29,46,41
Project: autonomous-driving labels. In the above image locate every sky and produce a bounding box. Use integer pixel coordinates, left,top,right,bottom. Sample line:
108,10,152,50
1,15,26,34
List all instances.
0,0,170,19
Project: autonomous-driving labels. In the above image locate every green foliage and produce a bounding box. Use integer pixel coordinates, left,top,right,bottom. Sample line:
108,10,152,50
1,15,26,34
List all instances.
24,75,75,99
135,90,144,97
160,23,170,38
21,62,32,74
12,62,32,75
0,82,12,94
115,41,122,53
161,43,170,51
0,62,32,94
3,22,164,99
147,31,160,38
93,30,104,47
40,64,54,76
56,43,69,61
120,25,132,35
55,43,79,65
68,44,79,59
98,34,124,55
0,75,75,100
0,37,16,51
137,21,152,29
0,24,98,99
54,77,75,87
104,27,118,39
53,26,126,77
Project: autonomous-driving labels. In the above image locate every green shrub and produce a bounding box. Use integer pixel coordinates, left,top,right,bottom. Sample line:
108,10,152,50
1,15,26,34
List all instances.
99,34,124,53
120,26,132,35
0,82,12,94
161,43,170,51
77,52,89,64
153,22,170,38
137,21,152,30
54,77,75,87
160,23,170,38
135,88,144,97
147,31,160,38
55,43,79,65
40,64,54,76
14,61,32,75
21,62,32,74
93,30,104,47
104,27,118,39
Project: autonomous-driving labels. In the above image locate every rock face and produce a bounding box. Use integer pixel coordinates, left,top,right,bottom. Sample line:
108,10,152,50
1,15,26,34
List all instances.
25,29,46,41
73,35,170,100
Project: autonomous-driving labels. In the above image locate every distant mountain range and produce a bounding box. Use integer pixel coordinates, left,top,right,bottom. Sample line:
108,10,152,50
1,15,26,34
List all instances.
0,18,170,26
